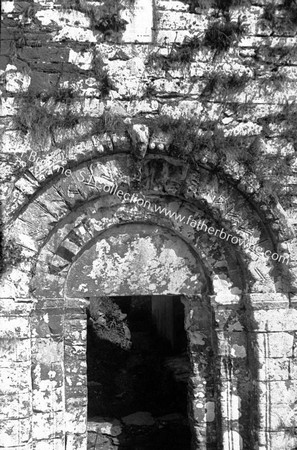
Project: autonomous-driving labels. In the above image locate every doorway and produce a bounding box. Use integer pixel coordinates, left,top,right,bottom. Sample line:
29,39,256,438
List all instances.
86,295,192,449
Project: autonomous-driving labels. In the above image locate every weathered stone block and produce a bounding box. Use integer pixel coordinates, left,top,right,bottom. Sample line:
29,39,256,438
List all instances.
87,418,122,436
87,431,110,446
156,0,188,11
245,293,289,310
257,357,290,381
156,10,207,32
65,372,86,390
30,272,65,298
36,8,90,28
65,433,87,450
28,71,59,95
0,364,31,395
4,66,31,93
65,360,87,377
31,362,64,391
65,407,86,434
251,332,294,358
33,387,64,413
0,417,31,446
221,387,242,421
64,319,86,333
216,331,247,358
64,330,86,346
65,386,87,400
122,0,153,43
18,203,56,242
1,445,33,450
0,96,18,116
34,439,65,450
289,358,297,379
31,316,53,339
0,299,34,316
0,391,32,419
0,316,30,339
249,308,297,331
222,429,243,450
108,57,146,97
32,411,64,440
258,380,297,406
257,430,297,450
0,338,30,364
64,344,86,360
1,130,32,155
35,188,71,223
31,338,64,364
53,25,96,43
258,401,295,430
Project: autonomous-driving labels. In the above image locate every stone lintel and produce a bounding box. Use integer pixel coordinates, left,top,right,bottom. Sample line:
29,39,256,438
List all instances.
244,293,289,309
0,298,35,315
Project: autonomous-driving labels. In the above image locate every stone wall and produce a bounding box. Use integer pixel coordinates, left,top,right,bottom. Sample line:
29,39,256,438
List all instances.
1,0,297,449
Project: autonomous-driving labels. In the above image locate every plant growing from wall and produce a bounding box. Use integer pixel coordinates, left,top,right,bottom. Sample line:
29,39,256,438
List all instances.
87,297,131,350
203,16,245,55
39,87,75,104
254,45,296,66
184,0,250,13
61,0,130,40
201,71,250,97
14,90,80,148
92,54,115,97
284,0,297,25
0,236,28,272
262,3,277,23
256,102,297,150
261,1,297,32
126,112,292,206
91,111,131,136
13,0,42,24
147,36,201,70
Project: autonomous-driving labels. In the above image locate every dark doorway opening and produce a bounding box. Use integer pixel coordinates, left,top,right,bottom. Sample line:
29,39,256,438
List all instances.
87,295,192,450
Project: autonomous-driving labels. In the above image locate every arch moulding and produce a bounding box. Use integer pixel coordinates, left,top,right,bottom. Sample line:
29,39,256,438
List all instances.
0,151,295,450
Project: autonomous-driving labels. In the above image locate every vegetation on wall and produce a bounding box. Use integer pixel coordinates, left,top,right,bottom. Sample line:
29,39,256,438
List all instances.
257,103,297,151
203,17,245,55
128,112,292,205
14,90,80,148
0,236,28,273
184,0,250,13
4,0,295,212
284,0,297,25
87,297,131,350
201,71,250,97
12,87,294,205
91,111,130,136
147,36,201,69
147,15,245,70
92,54,115,97
61,0,131,40
261,0,297,32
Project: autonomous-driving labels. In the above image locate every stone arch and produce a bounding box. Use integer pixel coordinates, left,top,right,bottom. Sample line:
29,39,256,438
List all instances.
3,151,291,297
1,150,293,450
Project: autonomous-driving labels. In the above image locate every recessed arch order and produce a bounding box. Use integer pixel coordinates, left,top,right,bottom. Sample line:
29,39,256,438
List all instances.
1,151,294,450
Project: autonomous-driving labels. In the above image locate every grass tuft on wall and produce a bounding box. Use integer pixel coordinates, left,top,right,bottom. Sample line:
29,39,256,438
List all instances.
203,17,245,54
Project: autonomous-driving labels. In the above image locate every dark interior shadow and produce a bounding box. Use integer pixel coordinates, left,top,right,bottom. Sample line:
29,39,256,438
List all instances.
87,295,192,450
